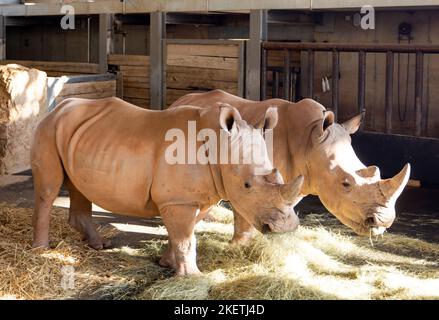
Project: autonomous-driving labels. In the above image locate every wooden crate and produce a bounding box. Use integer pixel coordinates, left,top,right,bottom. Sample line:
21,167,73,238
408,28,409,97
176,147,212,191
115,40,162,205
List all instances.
165,41,244,107
108,54,150,108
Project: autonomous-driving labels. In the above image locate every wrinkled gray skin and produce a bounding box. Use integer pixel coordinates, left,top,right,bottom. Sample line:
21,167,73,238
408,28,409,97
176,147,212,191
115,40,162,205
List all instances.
170,90,411,242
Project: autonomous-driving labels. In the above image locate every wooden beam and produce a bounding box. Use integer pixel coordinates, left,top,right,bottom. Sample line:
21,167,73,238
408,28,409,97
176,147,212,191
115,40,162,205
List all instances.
0,16,5,60
150,12,165,110
246,9,267,100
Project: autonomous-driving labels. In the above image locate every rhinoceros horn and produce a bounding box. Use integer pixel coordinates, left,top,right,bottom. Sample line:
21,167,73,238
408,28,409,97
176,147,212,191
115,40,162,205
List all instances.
378,163,411,202
280,175,304,202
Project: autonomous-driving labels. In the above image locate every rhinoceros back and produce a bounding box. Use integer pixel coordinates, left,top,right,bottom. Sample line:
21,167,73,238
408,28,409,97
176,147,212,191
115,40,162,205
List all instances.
36,97,159,217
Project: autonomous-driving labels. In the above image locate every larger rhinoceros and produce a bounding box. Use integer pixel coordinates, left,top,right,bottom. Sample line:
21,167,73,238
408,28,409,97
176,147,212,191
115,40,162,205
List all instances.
31,97,304,275
170,90,411,242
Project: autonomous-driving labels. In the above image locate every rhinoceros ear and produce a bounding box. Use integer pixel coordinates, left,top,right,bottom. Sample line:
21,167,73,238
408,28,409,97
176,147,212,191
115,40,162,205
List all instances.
314,110,334,140
342,111,365,135
219,103,242,134
255,106,279,130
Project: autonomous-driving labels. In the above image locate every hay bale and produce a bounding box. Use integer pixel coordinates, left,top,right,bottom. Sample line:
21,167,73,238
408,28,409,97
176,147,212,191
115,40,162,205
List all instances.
0,64,48,174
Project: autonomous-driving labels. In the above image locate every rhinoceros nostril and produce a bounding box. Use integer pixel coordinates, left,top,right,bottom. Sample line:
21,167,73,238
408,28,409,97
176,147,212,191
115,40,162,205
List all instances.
365,217,375,226
261,223,271,234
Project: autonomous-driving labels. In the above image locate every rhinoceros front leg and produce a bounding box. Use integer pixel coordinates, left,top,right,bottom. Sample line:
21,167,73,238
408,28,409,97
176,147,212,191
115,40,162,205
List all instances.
65,179,111,250
231,209,255,245
160,205,200,276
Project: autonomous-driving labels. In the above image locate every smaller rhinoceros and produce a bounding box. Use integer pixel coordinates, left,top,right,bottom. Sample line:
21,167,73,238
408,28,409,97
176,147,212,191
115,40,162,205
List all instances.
31,97,303,275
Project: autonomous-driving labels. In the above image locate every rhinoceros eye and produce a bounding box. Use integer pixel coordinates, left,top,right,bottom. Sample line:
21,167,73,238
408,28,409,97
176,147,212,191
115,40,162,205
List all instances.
244,182,251,189
342,180,351,189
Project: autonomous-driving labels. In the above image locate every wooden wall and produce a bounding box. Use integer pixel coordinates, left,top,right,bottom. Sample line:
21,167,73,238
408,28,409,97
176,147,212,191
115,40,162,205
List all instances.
108,54,150,108
0,60,99,76
165,42,243,107
53,79,116,105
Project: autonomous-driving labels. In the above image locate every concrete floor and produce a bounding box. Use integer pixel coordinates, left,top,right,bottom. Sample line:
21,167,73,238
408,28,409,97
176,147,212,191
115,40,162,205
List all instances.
1,171,438,244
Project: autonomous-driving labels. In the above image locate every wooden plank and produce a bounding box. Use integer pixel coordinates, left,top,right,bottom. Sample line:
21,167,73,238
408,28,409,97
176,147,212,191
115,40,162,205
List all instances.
123,81,149,89
58,80,116,96
123,87,149,99
167,75,238,91
167,66,238,82
120,65,149,77
123,75,149,82
108,54,150,66
167,54,238,70
124,97,150,109
268,50,301,68
167,44,239,58
1,60,100,74
55,91,115,102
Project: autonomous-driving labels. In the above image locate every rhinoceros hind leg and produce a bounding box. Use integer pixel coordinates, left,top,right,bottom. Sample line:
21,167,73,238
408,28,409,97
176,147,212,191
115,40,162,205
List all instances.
159,241,177,269
65,179,111,250
32,146,64,249
231,210,255,245
160,205,201,276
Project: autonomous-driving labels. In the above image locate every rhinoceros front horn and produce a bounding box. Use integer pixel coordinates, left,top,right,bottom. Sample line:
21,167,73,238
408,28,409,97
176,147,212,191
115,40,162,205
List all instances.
280,175,304,202
379,163,411,201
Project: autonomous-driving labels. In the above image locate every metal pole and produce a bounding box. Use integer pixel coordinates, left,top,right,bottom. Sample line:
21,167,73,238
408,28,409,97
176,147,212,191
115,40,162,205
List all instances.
358,50,366,114
246,9,267,100
261,47,267,100
308,49,314,98
150,12,165,110
385,51,394,134
87,17,91,63
332,50,339,121
283,49,291,101
415,51,424,137
98,14,110,73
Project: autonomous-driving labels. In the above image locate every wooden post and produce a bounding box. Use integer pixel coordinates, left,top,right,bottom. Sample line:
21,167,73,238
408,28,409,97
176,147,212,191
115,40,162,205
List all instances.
246,9,267,100
0,16,5,60
99,14,111,74
150,12,165,110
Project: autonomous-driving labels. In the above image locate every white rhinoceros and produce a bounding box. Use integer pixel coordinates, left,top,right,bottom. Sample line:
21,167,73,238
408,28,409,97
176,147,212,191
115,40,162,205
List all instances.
170,90,411,242
31,97,304,275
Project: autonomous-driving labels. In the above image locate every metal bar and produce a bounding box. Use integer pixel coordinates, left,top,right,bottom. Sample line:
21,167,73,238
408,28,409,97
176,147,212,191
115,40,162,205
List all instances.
87,17,91,63
237,41,246,98
385,51,394,134
272,71,278,98
358,50,366,114
246,9,268,100
292,71,298,102
165,39,244,46
308,49,314,98
261,47,268,100
415,51,424,137
98,14,110,73
150,12,165,110
332,50,339,121
283,49,291,101
262,42,439,54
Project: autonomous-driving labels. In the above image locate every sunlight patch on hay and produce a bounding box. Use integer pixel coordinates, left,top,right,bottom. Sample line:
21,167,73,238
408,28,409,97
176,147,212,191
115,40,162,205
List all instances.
0,202,438,300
